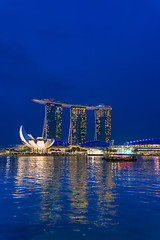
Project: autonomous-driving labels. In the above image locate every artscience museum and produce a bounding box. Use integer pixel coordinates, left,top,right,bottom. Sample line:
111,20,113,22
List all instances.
19,125,55,152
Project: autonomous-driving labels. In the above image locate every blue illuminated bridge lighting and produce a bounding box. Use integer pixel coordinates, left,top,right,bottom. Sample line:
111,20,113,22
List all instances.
53,140,69,147
51,140,110,147
128,138,160,145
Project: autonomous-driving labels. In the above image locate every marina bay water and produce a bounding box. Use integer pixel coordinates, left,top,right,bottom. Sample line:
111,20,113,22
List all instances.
0,156,160,240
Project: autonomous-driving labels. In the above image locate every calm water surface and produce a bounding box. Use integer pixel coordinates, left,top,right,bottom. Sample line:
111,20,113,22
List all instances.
0,155,160,240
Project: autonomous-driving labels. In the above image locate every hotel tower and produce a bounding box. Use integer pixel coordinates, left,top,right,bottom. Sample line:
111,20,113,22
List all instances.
32,99,112,144
95,109,111,142
68,107,87,145
43,103,62,140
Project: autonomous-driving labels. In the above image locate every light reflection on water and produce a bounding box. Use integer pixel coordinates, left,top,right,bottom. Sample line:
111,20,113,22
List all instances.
0,156,160,239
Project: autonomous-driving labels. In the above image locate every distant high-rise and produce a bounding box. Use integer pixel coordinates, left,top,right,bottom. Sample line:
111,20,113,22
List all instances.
43,103,62,140
95,109,111,142
69,107,87,145
32,99,112,144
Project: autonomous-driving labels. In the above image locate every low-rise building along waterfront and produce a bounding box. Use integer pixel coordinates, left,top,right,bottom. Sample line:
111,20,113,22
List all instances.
127,138,160,154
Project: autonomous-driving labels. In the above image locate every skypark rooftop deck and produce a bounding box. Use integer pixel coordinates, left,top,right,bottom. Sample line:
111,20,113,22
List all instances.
32,99,112,110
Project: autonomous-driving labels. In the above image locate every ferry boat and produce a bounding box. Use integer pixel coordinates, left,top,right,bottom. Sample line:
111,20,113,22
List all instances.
103,154,137,162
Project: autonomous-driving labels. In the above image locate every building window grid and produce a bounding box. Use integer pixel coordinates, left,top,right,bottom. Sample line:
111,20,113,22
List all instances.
44,103,111,144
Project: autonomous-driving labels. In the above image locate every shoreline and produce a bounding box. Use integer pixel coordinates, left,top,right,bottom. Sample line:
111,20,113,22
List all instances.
0,153,160,157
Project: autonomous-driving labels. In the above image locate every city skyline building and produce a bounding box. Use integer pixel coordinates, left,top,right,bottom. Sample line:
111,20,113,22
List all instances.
68,107,87,145
95,109,111,142
43,103,62,140
32,99,112,144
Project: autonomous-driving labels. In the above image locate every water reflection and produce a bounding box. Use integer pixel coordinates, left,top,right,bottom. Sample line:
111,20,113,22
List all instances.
9,156,119,228
68,156,88,224
2,155,160,238
154,156,160,174
6,156,11,179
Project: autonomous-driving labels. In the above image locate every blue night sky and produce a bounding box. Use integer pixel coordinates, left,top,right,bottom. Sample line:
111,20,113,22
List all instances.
1,0,160,147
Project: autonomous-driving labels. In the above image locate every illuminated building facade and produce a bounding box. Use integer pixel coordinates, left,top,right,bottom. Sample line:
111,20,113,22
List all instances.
127,138,160,154
32,99,112,144
69,107,87,145
43,103,62,140
19,125,54,152
95,109,111,142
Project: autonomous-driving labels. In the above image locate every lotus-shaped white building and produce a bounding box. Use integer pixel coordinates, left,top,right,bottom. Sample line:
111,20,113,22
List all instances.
19,126,54,152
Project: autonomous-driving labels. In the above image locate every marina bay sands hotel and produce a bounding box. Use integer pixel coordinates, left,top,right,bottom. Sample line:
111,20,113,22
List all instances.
32,99,112,145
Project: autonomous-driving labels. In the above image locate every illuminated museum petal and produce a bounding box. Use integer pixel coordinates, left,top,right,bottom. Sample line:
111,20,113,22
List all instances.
19,125,35,148
19,125,55,150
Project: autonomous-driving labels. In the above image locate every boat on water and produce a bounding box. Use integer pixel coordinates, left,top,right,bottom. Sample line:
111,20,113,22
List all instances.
103,154,137,162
